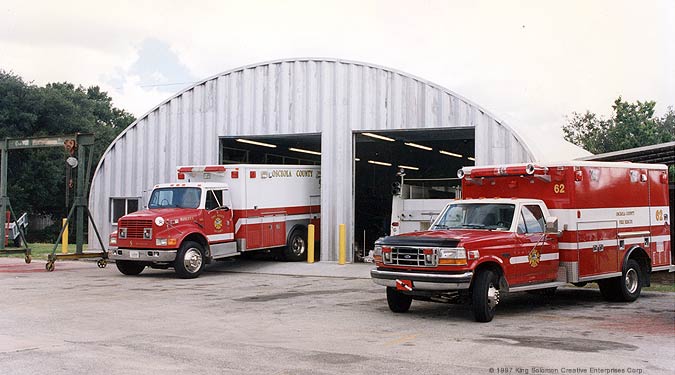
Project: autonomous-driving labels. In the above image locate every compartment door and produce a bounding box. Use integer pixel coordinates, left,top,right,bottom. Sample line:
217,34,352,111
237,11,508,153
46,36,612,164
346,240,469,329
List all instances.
577,221,618,277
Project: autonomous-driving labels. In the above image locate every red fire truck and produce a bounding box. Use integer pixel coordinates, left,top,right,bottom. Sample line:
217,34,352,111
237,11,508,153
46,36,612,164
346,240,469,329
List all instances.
371,161,672,322
109,164,321,278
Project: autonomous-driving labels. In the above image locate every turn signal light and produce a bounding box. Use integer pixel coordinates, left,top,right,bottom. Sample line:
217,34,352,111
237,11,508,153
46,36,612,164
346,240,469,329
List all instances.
439,258,468,265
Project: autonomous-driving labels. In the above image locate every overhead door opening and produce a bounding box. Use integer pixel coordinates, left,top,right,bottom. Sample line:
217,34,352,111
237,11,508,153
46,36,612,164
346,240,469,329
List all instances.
354,128,475,258
219,135,321,165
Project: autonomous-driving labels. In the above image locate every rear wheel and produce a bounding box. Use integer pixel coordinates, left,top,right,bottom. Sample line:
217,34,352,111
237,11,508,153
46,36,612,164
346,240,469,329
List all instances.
283,228,307,261
598,259,643,302
174,241,205,279
471,269,500,322
386,287,412,313
115,260,145,276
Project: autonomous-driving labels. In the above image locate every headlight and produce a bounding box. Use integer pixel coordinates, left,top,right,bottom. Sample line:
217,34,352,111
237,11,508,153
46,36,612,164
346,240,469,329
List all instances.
155,217,165,226
156,238,168,246
109,236,117,246
118,228,127,239
437,247,467,265
373,245,382,257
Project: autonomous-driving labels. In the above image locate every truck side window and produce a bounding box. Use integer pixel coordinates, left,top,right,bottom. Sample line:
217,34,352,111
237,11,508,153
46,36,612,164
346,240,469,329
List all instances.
205,190,223,210
520,205,545,233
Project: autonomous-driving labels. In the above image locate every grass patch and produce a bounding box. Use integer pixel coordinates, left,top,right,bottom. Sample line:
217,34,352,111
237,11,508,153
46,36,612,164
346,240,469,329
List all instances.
1,243,89,260
644,284,675,293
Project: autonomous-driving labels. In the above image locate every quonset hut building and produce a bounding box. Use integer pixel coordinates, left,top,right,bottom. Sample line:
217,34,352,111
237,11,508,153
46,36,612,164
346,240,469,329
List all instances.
89,58,538,261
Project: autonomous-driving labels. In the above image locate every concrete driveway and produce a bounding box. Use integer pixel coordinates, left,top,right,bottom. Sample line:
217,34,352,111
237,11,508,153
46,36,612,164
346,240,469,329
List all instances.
0,257,673,375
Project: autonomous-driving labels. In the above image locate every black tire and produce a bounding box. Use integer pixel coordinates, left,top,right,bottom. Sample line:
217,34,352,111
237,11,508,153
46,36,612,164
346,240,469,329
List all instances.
471,269,500,323
598,259,643,302
386,287,412,313
115,260,145,275
283,228,307,261
174,241,206,279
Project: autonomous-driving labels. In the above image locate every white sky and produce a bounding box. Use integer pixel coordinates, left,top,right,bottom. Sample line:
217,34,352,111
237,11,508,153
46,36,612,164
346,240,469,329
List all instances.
1,0,673,157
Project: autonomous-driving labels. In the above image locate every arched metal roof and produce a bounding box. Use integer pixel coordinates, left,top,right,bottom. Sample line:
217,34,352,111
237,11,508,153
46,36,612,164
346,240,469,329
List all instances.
89,57,536,260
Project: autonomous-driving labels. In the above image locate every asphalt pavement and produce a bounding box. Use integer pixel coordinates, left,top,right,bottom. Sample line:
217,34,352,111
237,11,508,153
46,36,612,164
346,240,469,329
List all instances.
0,257,673,375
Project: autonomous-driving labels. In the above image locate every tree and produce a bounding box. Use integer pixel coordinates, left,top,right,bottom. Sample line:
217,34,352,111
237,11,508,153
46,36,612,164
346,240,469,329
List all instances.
563,97,675,154
0,70,135,240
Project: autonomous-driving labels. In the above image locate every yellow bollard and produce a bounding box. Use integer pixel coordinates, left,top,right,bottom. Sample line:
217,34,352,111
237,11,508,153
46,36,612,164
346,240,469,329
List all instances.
338,224,346,265
307,224,315,264
62,219,68,254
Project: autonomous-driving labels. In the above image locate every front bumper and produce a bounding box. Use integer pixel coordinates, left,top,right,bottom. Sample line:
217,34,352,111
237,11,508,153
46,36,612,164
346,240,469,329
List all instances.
370,268,473,291
108,248,177,262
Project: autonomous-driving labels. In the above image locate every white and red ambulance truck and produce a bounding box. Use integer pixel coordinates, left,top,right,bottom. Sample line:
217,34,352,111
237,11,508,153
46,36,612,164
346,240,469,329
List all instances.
109,165,321,278
371,161,672,322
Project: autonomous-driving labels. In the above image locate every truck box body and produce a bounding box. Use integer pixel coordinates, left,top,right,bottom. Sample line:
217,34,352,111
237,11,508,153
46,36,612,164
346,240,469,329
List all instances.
461,161,672,280
178,164,321,251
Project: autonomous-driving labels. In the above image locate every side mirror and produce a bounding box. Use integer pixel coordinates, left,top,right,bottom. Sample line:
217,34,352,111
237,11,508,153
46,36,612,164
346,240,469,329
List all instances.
545,217,558,234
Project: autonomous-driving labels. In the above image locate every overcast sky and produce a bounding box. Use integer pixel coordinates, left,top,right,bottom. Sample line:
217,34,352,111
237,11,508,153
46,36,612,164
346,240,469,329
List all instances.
1,0,673,153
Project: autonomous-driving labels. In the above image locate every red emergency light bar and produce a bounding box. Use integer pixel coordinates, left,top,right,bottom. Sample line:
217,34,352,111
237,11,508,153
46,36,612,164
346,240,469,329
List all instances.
177,166,227,173
177,165,227,179
460,164,548,179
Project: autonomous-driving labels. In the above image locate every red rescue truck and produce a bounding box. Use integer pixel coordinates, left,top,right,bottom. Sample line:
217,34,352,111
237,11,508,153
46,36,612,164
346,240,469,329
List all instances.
371,161,672,322
109,164,321,278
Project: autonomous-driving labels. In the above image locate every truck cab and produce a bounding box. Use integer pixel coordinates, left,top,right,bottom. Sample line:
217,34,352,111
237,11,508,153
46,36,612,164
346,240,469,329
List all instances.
372,198,562,322
109,182,237,278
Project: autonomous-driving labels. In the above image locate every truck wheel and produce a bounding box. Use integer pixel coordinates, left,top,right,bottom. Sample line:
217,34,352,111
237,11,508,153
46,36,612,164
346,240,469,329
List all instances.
175,241,205,279
115,260,145,276
386,287,412,313
283,228,307,261
599,259,643,302
471,269,500,322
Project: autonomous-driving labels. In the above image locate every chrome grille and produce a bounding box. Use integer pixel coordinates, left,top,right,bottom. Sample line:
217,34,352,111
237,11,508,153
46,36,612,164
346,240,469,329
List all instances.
119,220,153,239
390,247,435,267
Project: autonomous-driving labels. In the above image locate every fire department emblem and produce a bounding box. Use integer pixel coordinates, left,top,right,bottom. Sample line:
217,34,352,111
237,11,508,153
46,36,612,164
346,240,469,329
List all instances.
213,217,223,231
528,248,540,268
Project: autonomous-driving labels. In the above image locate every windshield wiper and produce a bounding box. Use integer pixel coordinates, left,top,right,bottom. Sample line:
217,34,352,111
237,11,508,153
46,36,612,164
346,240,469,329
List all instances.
432,224,450,230
461,224,487,229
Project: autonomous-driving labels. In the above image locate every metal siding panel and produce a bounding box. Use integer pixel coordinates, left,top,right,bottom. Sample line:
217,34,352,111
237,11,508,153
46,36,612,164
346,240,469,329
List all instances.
168,98,180,176
205,80,218,163
278,62,290,134
216,76,227,136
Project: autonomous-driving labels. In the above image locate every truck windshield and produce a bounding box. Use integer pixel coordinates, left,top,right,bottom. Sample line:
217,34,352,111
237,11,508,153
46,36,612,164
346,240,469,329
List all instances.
148,187,202,209
431,203,515,231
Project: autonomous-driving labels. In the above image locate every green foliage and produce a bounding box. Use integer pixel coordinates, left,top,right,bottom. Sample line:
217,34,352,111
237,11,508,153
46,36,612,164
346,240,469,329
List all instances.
563,97,675,154
0,70,135,223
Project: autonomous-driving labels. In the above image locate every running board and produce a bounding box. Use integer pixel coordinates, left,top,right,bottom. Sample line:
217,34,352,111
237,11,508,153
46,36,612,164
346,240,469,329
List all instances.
508,281,567,293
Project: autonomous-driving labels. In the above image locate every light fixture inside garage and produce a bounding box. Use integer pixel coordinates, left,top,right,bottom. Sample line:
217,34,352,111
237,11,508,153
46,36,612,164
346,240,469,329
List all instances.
468,157,475,161
397,165,419,171
236,139,277,148
362,132,395,142
439,150,462,158
404,142,432,151
289,147,321,156
368,160,392,167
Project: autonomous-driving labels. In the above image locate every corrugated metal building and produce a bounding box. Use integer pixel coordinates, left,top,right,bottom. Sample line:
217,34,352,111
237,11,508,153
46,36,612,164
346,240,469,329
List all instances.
89,58,535,261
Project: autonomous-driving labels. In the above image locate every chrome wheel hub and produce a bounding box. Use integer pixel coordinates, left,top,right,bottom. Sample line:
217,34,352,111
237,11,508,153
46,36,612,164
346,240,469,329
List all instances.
292,237,306,256
487,283,500,309
625,268,638,294
184,248,203,273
